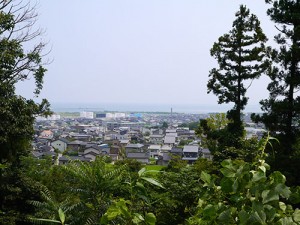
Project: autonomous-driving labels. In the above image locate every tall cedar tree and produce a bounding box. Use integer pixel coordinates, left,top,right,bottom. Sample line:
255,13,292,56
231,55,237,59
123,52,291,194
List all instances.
252,0,300,154
0,1,50,223
208,5,269,138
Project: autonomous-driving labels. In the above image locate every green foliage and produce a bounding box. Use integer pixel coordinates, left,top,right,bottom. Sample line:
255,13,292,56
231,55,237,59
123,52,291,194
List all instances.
115,159,142,173
208,5,270,137
161,122,168,129
155,166,203,224
178,139,193,147
187,136,300,225
100,167,164,224
29,185,70,225
253,0,300,156
0,2,51,221
165,154,188,173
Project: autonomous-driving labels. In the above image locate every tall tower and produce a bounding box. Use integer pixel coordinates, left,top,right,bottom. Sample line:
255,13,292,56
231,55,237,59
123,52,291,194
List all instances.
171,107,173,125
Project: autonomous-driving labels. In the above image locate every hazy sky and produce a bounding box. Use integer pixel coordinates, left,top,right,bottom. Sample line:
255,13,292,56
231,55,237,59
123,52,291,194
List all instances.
16,0,277,109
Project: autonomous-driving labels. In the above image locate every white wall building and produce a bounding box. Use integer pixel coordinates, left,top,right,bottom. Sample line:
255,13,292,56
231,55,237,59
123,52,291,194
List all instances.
80,111,94,119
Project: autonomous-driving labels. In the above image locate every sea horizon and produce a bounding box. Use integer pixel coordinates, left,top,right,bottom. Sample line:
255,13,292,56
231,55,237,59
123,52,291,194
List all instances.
50,102,263,114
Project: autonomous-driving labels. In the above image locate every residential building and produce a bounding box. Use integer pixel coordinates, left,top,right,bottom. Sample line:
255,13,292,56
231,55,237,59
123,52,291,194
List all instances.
182,145,199,163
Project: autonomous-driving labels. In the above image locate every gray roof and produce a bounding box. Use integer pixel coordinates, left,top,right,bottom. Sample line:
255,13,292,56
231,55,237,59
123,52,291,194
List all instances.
201,148,211,154
127,152,150,159
150,135,164,138
183,145,199,153
164,136,176,144
120,139,130,144
148,145,161,150
171,147,183,153
68,140,85,145
59,156,91,162
58,138,70,144
126,144,144,148
162,152,171,161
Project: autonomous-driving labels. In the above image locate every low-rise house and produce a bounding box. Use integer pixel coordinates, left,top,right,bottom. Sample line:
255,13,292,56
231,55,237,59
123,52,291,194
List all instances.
170,147,183,157
110,145,120,161
166,129,177,134
120,139,130,147
149,134,164,144
70,133,92,142
125,143,144,154
126,152,150,164
148,145,161,158
164,136,176,146
182,145,199,163
37,145,53,152
59,156,91,165
51,138,69,152
161,145,172,154
39,130,54,140
156,153,171,166
151,129,163,135
32,151,56,159
201,148,213,160
83,145,102,161
67,140,87,151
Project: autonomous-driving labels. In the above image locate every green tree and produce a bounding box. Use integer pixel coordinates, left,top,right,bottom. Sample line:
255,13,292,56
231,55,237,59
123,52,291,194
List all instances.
207,5,269,138
251,0,300,186
0,1,50,223
161,122,168,129
0,0,50,164
252,0,300,155
196,114,230,157
187,136,300,225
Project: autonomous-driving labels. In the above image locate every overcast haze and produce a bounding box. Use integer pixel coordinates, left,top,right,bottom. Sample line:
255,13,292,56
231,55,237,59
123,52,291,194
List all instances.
16,1,277,111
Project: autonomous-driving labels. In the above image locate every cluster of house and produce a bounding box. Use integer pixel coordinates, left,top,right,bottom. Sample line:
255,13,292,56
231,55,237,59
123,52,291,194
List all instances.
32,117,212,165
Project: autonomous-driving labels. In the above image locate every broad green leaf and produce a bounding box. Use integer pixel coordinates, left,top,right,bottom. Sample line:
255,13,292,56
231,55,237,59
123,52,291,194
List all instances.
200,171,211,185
220,177,234,193
116,199,131,219
218,209,232,223
264,205,276,222
252,170,266,182
138,167,146,177
145,213,156,225
262,190,279,204
293,209,300,222
250,211,266,224
221,159,232,168
279,202,286,212
136,182,145,190
238,210,249,224
270,171,286,184
203,204,217,220
275,184,291,198
29,218,63,224
58,208,65,224
259,165,266,173
132,213,144,224
276,217,295,225
232,178,239,193
220,167,236,178
141,177,164,189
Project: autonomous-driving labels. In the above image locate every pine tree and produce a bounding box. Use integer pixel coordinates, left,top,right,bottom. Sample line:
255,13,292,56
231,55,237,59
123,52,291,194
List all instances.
208,5,270,138
252,0,300,154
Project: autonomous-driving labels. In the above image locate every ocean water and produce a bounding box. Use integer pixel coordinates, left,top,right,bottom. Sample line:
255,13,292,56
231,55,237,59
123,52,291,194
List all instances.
50,102,262,114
